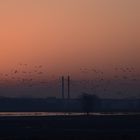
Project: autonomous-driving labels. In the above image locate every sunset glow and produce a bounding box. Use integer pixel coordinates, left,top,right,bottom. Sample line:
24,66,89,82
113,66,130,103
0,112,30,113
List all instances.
0,0,140,98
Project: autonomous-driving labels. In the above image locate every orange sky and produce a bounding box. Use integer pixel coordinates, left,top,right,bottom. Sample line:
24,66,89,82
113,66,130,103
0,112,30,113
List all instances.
0,0,140,78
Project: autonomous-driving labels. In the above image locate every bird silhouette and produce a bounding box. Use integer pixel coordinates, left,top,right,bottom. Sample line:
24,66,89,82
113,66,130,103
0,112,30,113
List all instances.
14,70,18,74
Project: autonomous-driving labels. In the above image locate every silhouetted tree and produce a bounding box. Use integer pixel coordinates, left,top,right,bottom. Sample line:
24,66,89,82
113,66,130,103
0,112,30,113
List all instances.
80,93,98,115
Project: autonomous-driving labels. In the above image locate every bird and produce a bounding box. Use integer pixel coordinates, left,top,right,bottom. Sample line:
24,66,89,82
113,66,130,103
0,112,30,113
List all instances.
22,71,27,74
38,65,42,68
122,76,128,80
5,74,8,76
14,70,18,74
38,72,43,75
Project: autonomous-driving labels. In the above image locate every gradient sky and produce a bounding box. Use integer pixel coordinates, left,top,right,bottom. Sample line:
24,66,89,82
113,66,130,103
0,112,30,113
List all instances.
0,0,140,98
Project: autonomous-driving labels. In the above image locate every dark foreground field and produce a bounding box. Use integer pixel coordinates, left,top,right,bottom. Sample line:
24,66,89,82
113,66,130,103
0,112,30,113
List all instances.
0,114,140,140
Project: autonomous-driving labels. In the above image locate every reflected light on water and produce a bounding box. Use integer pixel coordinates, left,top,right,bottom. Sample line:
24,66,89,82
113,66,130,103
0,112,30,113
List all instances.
0,112,139,116
0,112,84,116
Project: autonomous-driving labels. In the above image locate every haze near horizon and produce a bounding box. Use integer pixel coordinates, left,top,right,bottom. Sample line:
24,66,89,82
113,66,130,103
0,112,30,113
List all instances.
0,0,140,98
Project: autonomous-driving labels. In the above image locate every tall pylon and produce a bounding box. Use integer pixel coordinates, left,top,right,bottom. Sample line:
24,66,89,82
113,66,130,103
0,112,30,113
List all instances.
61,75,71,99
67,75,70,99
61,76,65,99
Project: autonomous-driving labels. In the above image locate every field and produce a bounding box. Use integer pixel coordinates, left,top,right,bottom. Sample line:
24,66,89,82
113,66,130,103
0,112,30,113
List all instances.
0,114,140,140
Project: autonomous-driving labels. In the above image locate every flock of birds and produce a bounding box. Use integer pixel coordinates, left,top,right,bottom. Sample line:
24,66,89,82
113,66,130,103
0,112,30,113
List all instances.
0,63,48,88
75,66,140,97
0,64,139,97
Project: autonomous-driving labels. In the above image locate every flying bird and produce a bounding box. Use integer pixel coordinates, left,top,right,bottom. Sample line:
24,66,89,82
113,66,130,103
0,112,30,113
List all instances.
14,70,18,74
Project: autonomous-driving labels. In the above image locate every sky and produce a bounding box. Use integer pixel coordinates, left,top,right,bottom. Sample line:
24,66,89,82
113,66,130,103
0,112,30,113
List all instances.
0,0,140,98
